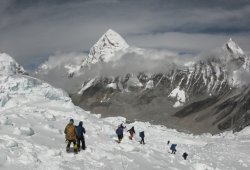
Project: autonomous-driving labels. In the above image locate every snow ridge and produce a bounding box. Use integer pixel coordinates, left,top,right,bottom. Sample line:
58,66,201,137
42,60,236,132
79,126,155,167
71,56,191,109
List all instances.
225,38,244,55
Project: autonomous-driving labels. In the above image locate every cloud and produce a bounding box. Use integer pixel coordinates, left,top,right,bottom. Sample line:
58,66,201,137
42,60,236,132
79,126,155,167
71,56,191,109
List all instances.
0,0,249,69
35,51,87,92
37,51,87,72
127,32,250,54
35,48,194,93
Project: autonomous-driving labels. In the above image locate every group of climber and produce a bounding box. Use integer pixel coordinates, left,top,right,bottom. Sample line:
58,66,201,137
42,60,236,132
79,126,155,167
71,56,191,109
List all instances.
64,119,188,160
115,124,145,144
168,140,188,160
64,119,86,154
115,125,188,160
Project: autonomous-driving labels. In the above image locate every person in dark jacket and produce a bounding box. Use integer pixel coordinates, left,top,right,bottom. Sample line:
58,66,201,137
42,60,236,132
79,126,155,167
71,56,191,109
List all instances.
182,152,188,160
170,144,177,154
116,124,126,143
139,131,145,144
127,126,135,140
75,121,86,151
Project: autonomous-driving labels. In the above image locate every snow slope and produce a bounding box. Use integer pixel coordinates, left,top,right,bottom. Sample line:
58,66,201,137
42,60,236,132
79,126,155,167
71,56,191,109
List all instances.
0,75,250,170
1,53,250,170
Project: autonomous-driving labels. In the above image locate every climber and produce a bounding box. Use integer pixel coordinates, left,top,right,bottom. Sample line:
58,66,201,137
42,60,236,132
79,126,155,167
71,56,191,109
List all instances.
139,131,145,144
127,126,135,140
116,123,126,143
170,144,177,154
182,152,188,160
64,119,78,154
167,140,170,145
75,121,86,151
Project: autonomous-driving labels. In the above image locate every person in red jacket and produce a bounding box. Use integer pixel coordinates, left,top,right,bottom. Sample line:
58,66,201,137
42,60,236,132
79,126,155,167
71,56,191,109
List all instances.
127,126,135,140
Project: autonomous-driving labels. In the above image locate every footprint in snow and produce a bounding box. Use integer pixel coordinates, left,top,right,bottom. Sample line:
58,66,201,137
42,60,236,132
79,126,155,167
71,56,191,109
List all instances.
13,127,35,136
0,116,13,126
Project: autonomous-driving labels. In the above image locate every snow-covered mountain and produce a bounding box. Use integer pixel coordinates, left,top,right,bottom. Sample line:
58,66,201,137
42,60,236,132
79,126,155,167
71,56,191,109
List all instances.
36,29,129,78
71,37,250,134
35,29,250,134
1,52,250,170
82,29,129,66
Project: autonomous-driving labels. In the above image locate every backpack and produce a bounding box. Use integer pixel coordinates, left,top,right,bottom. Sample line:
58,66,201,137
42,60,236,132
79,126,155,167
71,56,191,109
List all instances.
139,131,144,138
170,144,177,150
66,124,76,140
116,127,123,135
76,126,82,138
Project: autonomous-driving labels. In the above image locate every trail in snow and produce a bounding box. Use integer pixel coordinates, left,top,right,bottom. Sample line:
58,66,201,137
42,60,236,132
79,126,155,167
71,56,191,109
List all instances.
0,75,250,170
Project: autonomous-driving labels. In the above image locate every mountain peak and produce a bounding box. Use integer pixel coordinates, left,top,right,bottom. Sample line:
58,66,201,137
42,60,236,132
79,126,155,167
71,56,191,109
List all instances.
0,53,26,75
104,29,120,36
86,29,129,64
224,38,244,55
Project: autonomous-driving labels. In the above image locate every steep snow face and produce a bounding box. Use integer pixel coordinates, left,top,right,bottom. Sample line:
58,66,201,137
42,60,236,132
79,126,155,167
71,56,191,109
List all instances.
0,75,70,108
224,38,244,55
106,82,117,89
0,53,26,75
126,75,143,88
220,39,250,86
145,80,154,89
85,29,129,65
78,78,96,94
169,86,186,108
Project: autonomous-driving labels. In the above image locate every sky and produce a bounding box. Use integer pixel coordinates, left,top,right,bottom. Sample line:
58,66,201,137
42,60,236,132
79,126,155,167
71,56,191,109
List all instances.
0,0,250,70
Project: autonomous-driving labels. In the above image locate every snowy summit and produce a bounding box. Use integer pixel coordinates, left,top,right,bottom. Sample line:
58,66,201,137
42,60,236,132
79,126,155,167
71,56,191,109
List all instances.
84,29,129,65
224,38,245,55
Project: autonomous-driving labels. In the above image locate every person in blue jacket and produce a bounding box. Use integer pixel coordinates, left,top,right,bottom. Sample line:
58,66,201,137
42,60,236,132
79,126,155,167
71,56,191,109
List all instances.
75,121,86,151
116,124,126,143
170,144,177,154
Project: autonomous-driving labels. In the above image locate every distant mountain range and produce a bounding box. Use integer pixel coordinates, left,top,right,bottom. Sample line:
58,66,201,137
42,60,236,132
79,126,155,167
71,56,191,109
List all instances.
35,29,250,134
